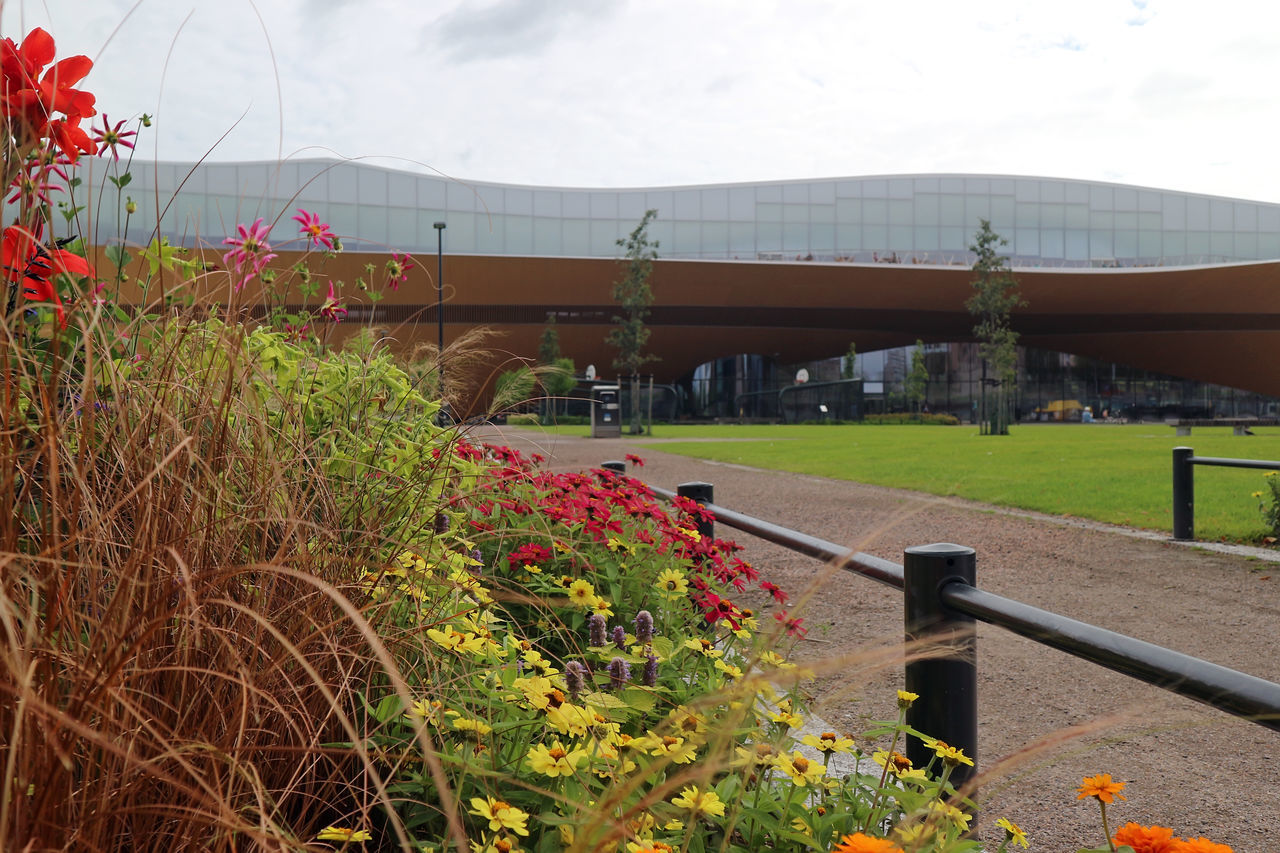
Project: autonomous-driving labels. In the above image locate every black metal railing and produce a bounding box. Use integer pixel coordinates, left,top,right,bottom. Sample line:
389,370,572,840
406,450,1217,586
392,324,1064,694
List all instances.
599,461,1280,790
1172,446,1280,540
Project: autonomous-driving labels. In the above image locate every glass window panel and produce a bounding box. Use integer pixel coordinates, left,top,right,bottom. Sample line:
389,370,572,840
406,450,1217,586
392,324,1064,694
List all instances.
783,222,809,251
939,226,966,251
1114,230,1137,258
563,192,589,217
1235,232,1258,258
1089,231,1113,260
418,177,446,207
473,187,503,218
444,212,475,252
1040,203,1065,228
965,196,990,225
888,178,912,198
534,190,560,217
1065,182,1089,204
562,219,589,255
914,226,938,250
811,204,835,224
1015,180,1040,202
235,163,269,197
939,194,964,224
1186,231,1210,256
1041,229,1065,258
1163,231,1185,259
673,190,699,219
168,162,200,194
756,184,782,202
646,219,672,251
702,221,729,255
1065,204,1089,228
990,178,1015,195
1089,185,1113,210
863,179,888,198
358,204,386,242
671,221,701,254
729,222,755,255
591,192,619,219
532,217,560,254
913,177,940,193
964,177,990,194
1039,180,1065,203
990,197,1014,228
728,187,755,221
205,164,237,195
809,182,835,203
1138,190,1161,212
476,213,503,252
701,188,729,219
1015,228,1039,256
1138,230,1161,258
327,202,359,238
506,215,533,254
756,202,783,221
386,209,415,246
386,172,414,207
862,224,887,250
1114,188,1137,211
810,223,835,251
889,199,913,225
1065,229,1088,260
1138,212,1161,230
756,221,782,251
447,181,477,212
1090,211,1114,229
1258,232,1280,258
358,168,388,206
499,188,529,216
1210,231,1233,258
1259,206,1280,231
940,177,965,193
836,198,861,223
783,204,808,223
1114,211,1137,230
1235,203,1258,231
1185,197,1209,230
782,183,808,204
835,224,860,252
863,199,888,224
887,225,912,249
914,194,940,225
835,180,862,197
1210,199,1233,231
1162,194,1185,229
618,191,645,220
1015,202,1039,226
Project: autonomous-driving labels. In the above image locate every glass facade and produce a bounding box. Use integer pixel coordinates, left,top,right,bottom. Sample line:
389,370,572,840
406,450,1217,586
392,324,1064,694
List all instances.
69,159,1280,268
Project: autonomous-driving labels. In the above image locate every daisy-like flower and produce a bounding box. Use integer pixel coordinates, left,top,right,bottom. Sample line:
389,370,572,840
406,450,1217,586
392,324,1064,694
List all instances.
315,825,372,843
682,637,722,659
774,750,827,787
670,785,725,818
566,579,596,608
830,832,903,853
714,659,743,679
648,734,698,764
384,251,413,289
92,113,136,161
764,698,802,729
526,741,588,777
800,731,856,754
1177,838,1234,853
926,800,972,831
921,736,974,767
468,797,530,836
872,749,913,775
222,217,277,291
1110,822,1179,852
1076,773,1127,804
655,568,688,597
293,208,336,250
448,711,493,737
995,817,1029,849
896,689,919,709
406,698,442,725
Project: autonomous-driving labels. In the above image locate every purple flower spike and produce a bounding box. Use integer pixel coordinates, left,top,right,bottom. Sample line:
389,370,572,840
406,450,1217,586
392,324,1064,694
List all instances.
642,654,658,687
612,625,627,649
564,660,587,698
634,610,654,644
608,657,631,690
588,613,607,647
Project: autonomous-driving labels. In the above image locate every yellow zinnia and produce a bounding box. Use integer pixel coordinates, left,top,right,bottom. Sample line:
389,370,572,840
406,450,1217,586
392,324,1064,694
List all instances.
526,741,588,777
468,797,531,836
671,785,725,818
316,825,372,843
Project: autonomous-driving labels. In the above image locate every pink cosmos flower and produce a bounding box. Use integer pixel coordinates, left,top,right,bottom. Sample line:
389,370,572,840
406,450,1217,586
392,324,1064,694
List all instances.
292,208,335,250
92,113,136,161
384,252,413,290
319,280,346,322
222,217,277,291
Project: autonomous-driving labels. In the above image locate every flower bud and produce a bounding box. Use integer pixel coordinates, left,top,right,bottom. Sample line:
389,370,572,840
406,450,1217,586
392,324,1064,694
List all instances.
633,610,654,643
588,613,607,647
612,625,627,649
607,657,631,690
125,198,137,215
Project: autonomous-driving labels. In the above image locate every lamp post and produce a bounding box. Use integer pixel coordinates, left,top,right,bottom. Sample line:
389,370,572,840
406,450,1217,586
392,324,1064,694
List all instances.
433,221,446,419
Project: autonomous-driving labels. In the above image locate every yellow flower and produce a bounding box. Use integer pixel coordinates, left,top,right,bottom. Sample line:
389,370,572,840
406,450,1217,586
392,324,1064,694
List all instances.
872,749,913,775
648,734,698,764
765,699,802,729
426,627,489,657
521,648,559,677
655,568,688,597
896,690,919,709
588,596,614,618
1076,773,1126,803
468,797,531,836
774,750,828,787
606,536,636,554
546,702,598,737
996,817,1029,848
920,736,973,767
671,785,725,818
714,659,743,679
682,637,723,658
926,800,971,830
406,699,442,725
800,731,856,754
526,741,588,777
470,836,523,853
665,705,708,738
395,550,427,571
1253,490,1265,498
789,817,812,837
316,825,372,843
448,711,493,737
732,742,778,769
567,579,596,608
893,823,935,845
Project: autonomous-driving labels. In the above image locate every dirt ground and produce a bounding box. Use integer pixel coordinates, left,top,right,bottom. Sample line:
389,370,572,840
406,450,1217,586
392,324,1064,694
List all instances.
475,427,1280,852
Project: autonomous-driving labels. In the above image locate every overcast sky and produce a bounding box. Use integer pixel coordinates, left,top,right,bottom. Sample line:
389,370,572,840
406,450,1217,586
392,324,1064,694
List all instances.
5,0,1280,201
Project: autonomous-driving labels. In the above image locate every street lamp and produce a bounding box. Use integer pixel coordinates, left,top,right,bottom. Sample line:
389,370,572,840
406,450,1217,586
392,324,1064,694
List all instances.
433,221,446,418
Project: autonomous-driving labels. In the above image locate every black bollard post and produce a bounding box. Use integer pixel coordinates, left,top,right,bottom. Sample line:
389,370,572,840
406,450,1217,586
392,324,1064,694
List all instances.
601,460,626,477
676,481,714,541
1172,447,1195,541
904,543,978,795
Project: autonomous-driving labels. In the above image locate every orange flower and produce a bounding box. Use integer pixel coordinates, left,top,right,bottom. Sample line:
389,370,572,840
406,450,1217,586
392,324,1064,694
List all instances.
1076,773,1127,804
1110,822,1179,853
830,833,904,853
1177,839,1233,853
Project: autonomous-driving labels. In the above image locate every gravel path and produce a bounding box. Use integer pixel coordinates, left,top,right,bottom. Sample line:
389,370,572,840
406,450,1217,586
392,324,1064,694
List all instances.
477,428,1280,852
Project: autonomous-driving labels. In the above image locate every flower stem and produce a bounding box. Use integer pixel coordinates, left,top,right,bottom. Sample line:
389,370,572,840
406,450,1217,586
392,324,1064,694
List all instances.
1100,801,1115,853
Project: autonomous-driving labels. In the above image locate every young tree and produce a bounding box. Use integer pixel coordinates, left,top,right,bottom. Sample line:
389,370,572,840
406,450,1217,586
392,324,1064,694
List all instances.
606,209,660,435
905,339,929,416
537,313,564,419
965,220,1025,435
841,340,858,380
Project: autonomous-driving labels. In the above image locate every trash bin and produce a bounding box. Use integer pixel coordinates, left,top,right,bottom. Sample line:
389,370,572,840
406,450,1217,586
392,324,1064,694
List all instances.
591,386,621,438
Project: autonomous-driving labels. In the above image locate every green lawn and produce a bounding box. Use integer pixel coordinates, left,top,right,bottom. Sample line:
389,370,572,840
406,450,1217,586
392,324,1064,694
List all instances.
517,423,1280,542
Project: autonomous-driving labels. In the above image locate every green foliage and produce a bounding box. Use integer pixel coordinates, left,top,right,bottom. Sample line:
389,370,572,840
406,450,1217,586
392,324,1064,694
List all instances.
607,209,660,435
905,340,929,413
1253,471,1280,538
842,341,858,379
537,313,562,365
965,220,1026,436
492,363,538,412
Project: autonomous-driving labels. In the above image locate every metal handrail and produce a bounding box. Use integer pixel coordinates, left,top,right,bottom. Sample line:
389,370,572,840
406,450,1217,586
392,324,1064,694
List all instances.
1172,447,1280,539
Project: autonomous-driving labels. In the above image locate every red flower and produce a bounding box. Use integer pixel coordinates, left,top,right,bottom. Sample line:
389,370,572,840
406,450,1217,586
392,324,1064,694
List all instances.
625,453,644,467
2,225,94,326
0,28,96,157
292,208,336,250
92,113,136,161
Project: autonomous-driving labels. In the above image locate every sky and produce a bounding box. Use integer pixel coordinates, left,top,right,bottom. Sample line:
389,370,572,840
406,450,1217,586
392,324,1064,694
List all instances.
5,0,1280,201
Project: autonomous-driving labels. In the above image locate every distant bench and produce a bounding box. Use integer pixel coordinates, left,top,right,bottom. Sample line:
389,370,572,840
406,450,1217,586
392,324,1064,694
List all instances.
1167,418,1280,436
